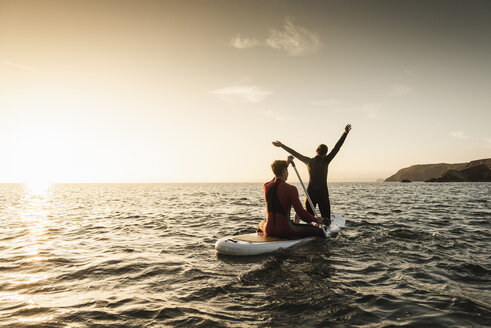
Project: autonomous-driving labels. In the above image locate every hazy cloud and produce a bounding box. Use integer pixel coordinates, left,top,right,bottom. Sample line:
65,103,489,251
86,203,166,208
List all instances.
390,84,412,96
0,59,37,71
266,19,322,56
484,137,491,148
231,18,322,56
212,85,271,103
451,131,469,139
230,35,260,49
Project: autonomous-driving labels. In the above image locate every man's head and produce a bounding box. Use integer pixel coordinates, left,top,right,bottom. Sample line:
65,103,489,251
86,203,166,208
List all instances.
316,144,328,157
271,160,289,180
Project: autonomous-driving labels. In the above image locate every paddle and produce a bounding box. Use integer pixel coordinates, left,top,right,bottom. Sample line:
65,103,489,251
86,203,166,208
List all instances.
289,156,318,217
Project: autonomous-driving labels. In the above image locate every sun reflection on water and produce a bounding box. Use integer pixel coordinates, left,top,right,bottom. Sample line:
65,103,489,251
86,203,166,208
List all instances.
23,181,52,196
4,272,50,286
7,183,55,324
20,183,53,257
18,315,54,323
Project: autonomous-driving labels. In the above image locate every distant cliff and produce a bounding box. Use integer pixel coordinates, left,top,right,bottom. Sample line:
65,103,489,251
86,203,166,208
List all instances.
426,164,491,182
385,158,491,182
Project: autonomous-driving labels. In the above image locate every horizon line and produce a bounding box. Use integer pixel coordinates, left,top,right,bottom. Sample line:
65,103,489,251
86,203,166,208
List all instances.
0,180,385,184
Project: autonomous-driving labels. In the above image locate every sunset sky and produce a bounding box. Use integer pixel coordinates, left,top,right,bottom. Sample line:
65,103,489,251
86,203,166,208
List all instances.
1,0,490,184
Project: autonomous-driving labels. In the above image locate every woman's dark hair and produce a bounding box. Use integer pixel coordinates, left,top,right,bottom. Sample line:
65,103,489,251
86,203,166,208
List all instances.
271,160,288,176
316,144,328,156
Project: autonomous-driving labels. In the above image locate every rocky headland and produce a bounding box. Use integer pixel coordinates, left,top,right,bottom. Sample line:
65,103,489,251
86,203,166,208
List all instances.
426,163,491,182
385,158,491,182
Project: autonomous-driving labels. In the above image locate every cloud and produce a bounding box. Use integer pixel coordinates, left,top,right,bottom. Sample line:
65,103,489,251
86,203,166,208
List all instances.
230,35,260,49
0,59,37,71
390,84,412,96
230,18,322,56
451,131,470,139
266,19,322,56
212,85,271,103
484,137,491,148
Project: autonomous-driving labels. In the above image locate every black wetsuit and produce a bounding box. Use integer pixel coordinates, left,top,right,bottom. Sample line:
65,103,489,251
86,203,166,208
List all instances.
281,132,348,221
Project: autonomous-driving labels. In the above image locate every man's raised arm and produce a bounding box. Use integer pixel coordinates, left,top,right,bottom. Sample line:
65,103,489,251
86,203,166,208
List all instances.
272,141,310,164
325,124,351,164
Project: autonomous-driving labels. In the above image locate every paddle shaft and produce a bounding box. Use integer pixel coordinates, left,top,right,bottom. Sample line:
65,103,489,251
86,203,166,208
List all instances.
290,161,319,217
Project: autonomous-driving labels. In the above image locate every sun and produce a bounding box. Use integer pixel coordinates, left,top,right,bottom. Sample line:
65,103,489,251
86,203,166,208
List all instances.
23,179,52,195
13,123,69,187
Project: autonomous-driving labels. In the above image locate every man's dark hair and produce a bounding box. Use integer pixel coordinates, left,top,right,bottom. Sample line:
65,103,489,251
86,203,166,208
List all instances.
271,160,288,176
316,144,328,156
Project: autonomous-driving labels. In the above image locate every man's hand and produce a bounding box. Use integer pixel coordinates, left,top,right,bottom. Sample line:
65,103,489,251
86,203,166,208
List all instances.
344,124,352,134
286,155,294,164
272,140,283,147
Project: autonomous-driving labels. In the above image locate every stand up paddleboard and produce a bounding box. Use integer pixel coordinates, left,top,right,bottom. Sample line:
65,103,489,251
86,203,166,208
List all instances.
215,214,345,256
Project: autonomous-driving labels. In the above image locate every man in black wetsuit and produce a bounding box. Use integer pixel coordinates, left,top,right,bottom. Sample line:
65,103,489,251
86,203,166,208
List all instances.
272,124,352,225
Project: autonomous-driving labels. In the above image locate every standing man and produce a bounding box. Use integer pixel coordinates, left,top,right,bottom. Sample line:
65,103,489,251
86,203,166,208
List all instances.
272,124,352,225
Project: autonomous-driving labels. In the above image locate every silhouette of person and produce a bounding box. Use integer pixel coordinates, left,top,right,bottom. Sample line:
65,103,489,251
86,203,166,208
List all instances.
273,124,352,224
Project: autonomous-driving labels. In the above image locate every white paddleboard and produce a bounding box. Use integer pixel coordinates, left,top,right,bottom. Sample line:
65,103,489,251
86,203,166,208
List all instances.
215,214,345,256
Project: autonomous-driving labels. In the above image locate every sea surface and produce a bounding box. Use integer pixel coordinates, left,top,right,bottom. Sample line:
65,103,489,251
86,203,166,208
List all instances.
0,182,489,327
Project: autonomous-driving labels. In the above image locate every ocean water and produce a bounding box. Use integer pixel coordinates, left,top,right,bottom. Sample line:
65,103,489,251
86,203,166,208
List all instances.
0,182,489,327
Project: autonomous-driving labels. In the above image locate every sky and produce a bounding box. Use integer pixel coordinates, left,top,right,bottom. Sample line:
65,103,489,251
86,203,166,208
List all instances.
1,0,490,184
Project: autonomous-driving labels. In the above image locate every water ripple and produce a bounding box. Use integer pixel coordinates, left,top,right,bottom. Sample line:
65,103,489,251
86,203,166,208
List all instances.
0,183,490,327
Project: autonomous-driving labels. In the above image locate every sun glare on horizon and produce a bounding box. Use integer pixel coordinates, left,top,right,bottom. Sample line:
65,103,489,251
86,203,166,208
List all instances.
23,179,52,196
14,123,70,187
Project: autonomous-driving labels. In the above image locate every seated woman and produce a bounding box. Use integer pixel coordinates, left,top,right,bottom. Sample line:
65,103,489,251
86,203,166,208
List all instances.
258,156,329,239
